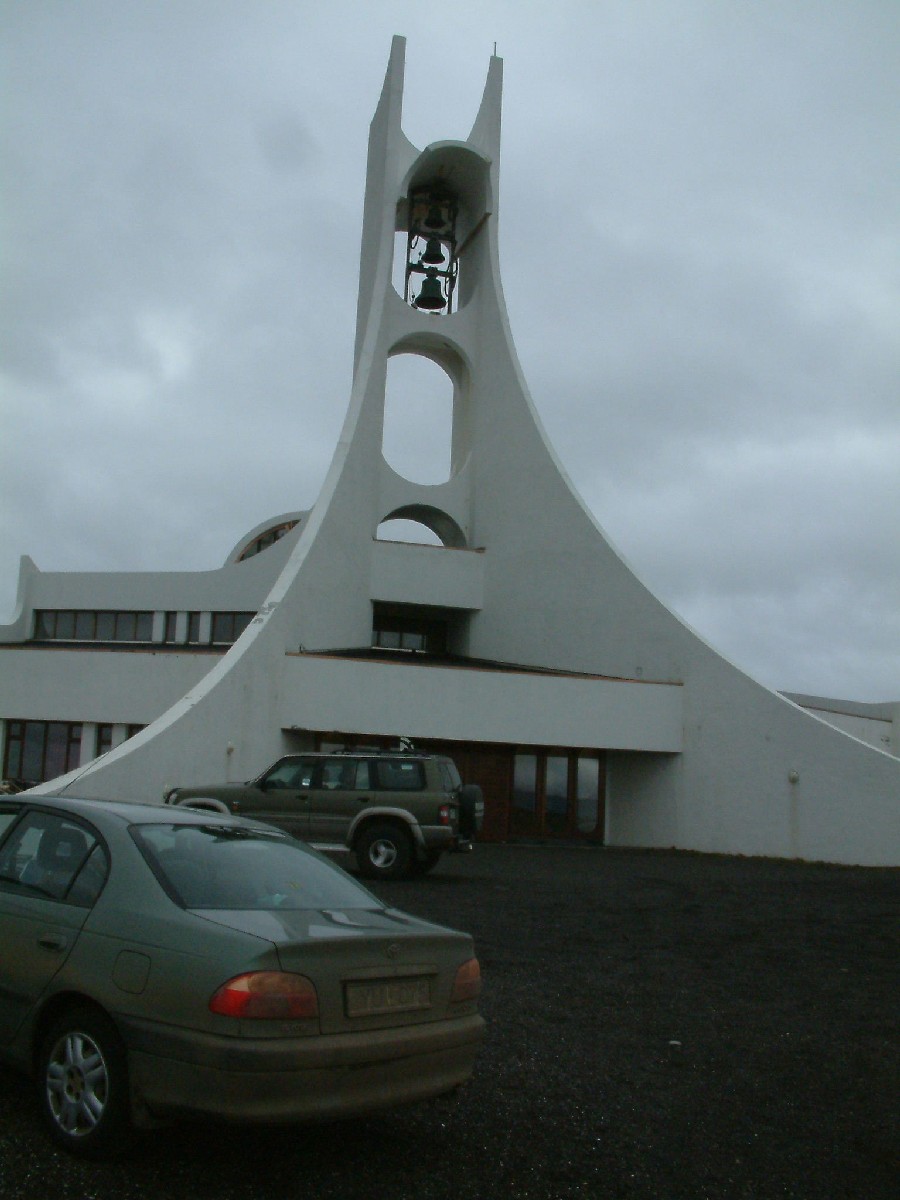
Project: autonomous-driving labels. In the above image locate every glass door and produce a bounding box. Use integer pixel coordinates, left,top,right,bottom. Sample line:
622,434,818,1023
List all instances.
509,751,605,840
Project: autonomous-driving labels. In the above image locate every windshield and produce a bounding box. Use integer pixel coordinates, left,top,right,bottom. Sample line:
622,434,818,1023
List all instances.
132,823,381,911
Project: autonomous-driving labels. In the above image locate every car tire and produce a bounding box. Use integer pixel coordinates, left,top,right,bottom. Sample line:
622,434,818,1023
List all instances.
355,821,414,880
36,1005,132,1157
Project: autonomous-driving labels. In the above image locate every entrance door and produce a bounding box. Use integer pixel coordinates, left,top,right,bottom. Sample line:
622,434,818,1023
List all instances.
510,751,605,840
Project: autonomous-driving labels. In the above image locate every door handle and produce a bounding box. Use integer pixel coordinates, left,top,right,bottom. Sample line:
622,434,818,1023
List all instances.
38,934,68,952
357,796,370,803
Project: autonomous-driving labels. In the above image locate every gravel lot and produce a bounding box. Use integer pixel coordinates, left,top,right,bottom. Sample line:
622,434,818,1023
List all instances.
1,844,897,1200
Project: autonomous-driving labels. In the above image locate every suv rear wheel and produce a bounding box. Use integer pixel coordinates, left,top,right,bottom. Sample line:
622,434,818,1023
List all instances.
355,821,414,880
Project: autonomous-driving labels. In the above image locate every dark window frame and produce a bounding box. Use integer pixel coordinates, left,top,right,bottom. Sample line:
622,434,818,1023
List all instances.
3,720,82,784
32,609,153,644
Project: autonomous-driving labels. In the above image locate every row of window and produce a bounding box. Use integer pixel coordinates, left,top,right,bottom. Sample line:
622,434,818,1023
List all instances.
33,610,255,647
3,720,144,785
34,605,446,655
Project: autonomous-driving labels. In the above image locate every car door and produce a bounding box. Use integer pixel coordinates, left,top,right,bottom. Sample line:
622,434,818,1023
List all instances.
0,809,108,1045
306,757,372,845
244,757,315,838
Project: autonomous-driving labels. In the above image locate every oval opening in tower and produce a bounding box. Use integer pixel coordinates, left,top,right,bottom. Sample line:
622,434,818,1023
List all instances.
382,353,453,484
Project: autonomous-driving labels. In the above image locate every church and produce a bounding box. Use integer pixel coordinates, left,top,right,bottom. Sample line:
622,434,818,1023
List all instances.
2,38,897,865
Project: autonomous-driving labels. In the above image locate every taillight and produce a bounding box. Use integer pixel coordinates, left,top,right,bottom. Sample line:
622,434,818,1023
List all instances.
439,804,451,826
209,972,319,1019
450,957,481,1003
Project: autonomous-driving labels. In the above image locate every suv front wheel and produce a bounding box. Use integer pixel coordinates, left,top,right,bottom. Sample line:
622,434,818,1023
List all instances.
355,821,414,880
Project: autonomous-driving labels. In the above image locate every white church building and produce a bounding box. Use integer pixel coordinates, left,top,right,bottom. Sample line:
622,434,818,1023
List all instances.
2,39,897,866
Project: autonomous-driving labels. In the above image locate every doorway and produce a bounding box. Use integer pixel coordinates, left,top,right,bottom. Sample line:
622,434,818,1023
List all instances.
510,750,605,840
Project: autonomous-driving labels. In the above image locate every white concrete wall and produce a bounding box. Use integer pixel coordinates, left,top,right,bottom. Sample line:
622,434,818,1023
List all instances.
787,701,894,756
0,647,216,724
279,653,683,751
370,540,484,610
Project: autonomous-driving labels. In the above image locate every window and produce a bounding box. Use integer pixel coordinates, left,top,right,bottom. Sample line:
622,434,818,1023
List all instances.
3,721,82,784
211,612,255,645
262,759,317,790
237,521,298,561
55,611,75,639
93,724,142,760
320,759,358,790
576,757,601,835
375,760,425,791
0,810,19,842
75,611,95,639
164,612,179,643
511,754,539,836
33,610,152,643
439,761,462,791
544,755,569,834
0,812,106,906
113,612,152,642
187,613,204,644
132,823,376,911
372,605,448,655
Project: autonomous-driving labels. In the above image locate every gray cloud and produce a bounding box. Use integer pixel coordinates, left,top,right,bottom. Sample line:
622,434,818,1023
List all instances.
2,1,897,700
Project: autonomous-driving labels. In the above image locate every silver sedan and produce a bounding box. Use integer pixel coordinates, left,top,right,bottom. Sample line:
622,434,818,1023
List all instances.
0,795,484,1156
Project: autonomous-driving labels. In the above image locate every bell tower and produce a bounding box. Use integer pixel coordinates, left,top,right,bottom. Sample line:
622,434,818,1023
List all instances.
300,34,676,676
342,35,503,561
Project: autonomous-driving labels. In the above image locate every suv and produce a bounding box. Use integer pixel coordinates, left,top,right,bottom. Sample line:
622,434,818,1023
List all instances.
164,750,483,880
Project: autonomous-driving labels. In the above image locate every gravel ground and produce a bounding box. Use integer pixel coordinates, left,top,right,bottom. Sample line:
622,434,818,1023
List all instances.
1,844,897,1200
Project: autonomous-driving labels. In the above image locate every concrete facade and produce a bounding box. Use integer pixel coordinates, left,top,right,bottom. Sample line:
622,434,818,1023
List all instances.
2,38,897,864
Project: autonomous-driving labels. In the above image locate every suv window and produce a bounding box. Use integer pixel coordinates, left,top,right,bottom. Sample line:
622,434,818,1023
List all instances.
374,759,425,791
262,758,316,789
320,759,358,790
439,761,462,790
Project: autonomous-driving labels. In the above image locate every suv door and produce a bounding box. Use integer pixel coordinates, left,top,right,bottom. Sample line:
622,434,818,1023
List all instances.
242,757,316,838
306,758,373,846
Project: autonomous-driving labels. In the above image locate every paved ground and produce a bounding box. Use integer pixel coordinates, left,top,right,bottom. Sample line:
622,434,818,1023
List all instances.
1,844,898,1199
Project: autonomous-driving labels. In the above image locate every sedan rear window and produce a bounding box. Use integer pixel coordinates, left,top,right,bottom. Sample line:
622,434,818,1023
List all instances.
132,823,381,911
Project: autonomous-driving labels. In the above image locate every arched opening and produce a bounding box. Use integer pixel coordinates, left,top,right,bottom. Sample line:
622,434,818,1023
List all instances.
377,505,466,549
376,519,443,547
391,181,461,315
382,354,453,484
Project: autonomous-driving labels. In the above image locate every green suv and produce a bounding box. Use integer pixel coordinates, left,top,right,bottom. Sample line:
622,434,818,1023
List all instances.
164,750,483,880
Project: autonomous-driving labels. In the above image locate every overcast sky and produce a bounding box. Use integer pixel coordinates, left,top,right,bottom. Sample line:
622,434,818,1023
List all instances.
2,1,898,702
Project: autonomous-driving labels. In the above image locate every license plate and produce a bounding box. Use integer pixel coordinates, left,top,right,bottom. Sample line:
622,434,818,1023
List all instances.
345,977,431,1017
